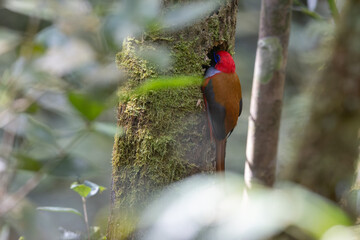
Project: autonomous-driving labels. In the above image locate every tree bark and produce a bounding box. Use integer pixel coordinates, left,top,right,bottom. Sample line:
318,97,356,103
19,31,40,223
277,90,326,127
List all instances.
288,0,360,208
107,1,238,239
245,0,292,187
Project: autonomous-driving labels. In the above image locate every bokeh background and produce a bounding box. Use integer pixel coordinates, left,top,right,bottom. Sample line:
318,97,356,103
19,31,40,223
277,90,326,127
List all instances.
0,0,346,239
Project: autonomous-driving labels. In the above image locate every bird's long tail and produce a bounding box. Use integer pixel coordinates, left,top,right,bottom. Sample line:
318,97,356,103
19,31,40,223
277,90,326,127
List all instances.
215,139,226,172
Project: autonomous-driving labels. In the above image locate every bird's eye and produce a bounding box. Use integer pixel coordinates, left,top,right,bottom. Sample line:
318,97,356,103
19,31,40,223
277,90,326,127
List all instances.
214,54,220,63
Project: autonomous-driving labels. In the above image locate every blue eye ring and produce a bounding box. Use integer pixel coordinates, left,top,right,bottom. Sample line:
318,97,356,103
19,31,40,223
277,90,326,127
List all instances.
214,53,220,63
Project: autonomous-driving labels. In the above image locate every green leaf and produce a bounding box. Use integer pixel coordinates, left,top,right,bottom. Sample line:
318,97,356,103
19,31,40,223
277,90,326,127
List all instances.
67,92,105,121
37,206,82,217
99,186,107,193
83,180,107,198
132,75,202,96
70,182,92,198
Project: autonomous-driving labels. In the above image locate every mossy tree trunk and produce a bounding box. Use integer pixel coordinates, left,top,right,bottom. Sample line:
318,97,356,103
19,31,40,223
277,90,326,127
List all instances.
245,0,292,187
288,0,360,212
107,1,238,239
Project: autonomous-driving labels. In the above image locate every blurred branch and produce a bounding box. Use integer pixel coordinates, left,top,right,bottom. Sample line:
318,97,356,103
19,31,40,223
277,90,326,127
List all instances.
0,130,16,201
293,0,324,20
0,8,50,33
292,6,323,20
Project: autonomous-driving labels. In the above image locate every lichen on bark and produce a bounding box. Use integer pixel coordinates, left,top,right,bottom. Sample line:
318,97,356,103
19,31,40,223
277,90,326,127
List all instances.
108,1,238,238
254,37,283,84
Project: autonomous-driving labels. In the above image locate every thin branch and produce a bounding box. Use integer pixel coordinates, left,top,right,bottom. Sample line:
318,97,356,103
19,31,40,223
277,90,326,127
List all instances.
0,130,16,200
82,197,90,240
292,0,324,20
292,6,324,20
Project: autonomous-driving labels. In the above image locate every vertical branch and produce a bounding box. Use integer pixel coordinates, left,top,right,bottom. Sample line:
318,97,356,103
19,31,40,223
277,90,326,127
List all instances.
245,0,292,187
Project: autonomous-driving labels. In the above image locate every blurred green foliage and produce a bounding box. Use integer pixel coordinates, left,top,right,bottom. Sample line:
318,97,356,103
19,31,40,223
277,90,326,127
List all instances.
139,174,355,240
0,0,129,238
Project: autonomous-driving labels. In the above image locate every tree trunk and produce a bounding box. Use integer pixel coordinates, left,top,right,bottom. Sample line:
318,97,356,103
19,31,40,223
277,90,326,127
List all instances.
288,0,360,209
107,1,238,239
245,0,292,187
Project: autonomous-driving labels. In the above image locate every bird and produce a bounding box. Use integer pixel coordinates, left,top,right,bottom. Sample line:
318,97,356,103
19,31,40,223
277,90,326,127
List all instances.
201,50,242,172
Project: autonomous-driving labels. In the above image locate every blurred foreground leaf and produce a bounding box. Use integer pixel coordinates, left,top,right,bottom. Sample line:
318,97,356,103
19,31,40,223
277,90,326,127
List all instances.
163,1,219,29
67,92,105,121
135,45,173,69
139,174,352,240
34,38,95,76
37,206,82,217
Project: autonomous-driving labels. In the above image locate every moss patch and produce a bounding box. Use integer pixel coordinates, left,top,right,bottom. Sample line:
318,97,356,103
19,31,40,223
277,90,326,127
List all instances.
172,35,205,75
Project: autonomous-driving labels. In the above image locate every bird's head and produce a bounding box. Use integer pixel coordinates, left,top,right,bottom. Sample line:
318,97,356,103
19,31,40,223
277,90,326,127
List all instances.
214,50,235,73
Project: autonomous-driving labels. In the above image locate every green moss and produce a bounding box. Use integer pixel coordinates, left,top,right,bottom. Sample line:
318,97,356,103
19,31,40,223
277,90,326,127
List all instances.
208,16,220,42
112,87,203,219
112,38,206,235
256,36,283,84
116,38,157,87
172,35,205,75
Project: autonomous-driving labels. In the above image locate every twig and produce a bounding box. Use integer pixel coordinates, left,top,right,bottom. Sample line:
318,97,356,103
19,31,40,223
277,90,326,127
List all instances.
0,130,16,200
81,196,90,240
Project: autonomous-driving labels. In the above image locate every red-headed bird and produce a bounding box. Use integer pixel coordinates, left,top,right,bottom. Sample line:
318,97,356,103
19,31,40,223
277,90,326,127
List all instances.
201,50,242,172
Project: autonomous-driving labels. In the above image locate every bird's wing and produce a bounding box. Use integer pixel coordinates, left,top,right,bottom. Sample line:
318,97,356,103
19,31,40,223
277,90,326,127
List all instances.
202,78,227,140
239,98,243,117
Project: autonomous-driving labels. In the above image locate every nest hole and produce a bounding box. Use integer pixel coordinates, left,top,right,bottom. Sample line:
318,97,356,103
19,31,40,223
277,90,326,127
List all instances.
202,42,229,74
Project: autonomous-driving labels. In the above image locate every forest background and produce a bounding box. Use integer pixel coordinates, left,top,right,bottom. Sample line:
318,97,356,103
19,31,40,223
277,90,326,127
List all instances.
0,0,357,239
